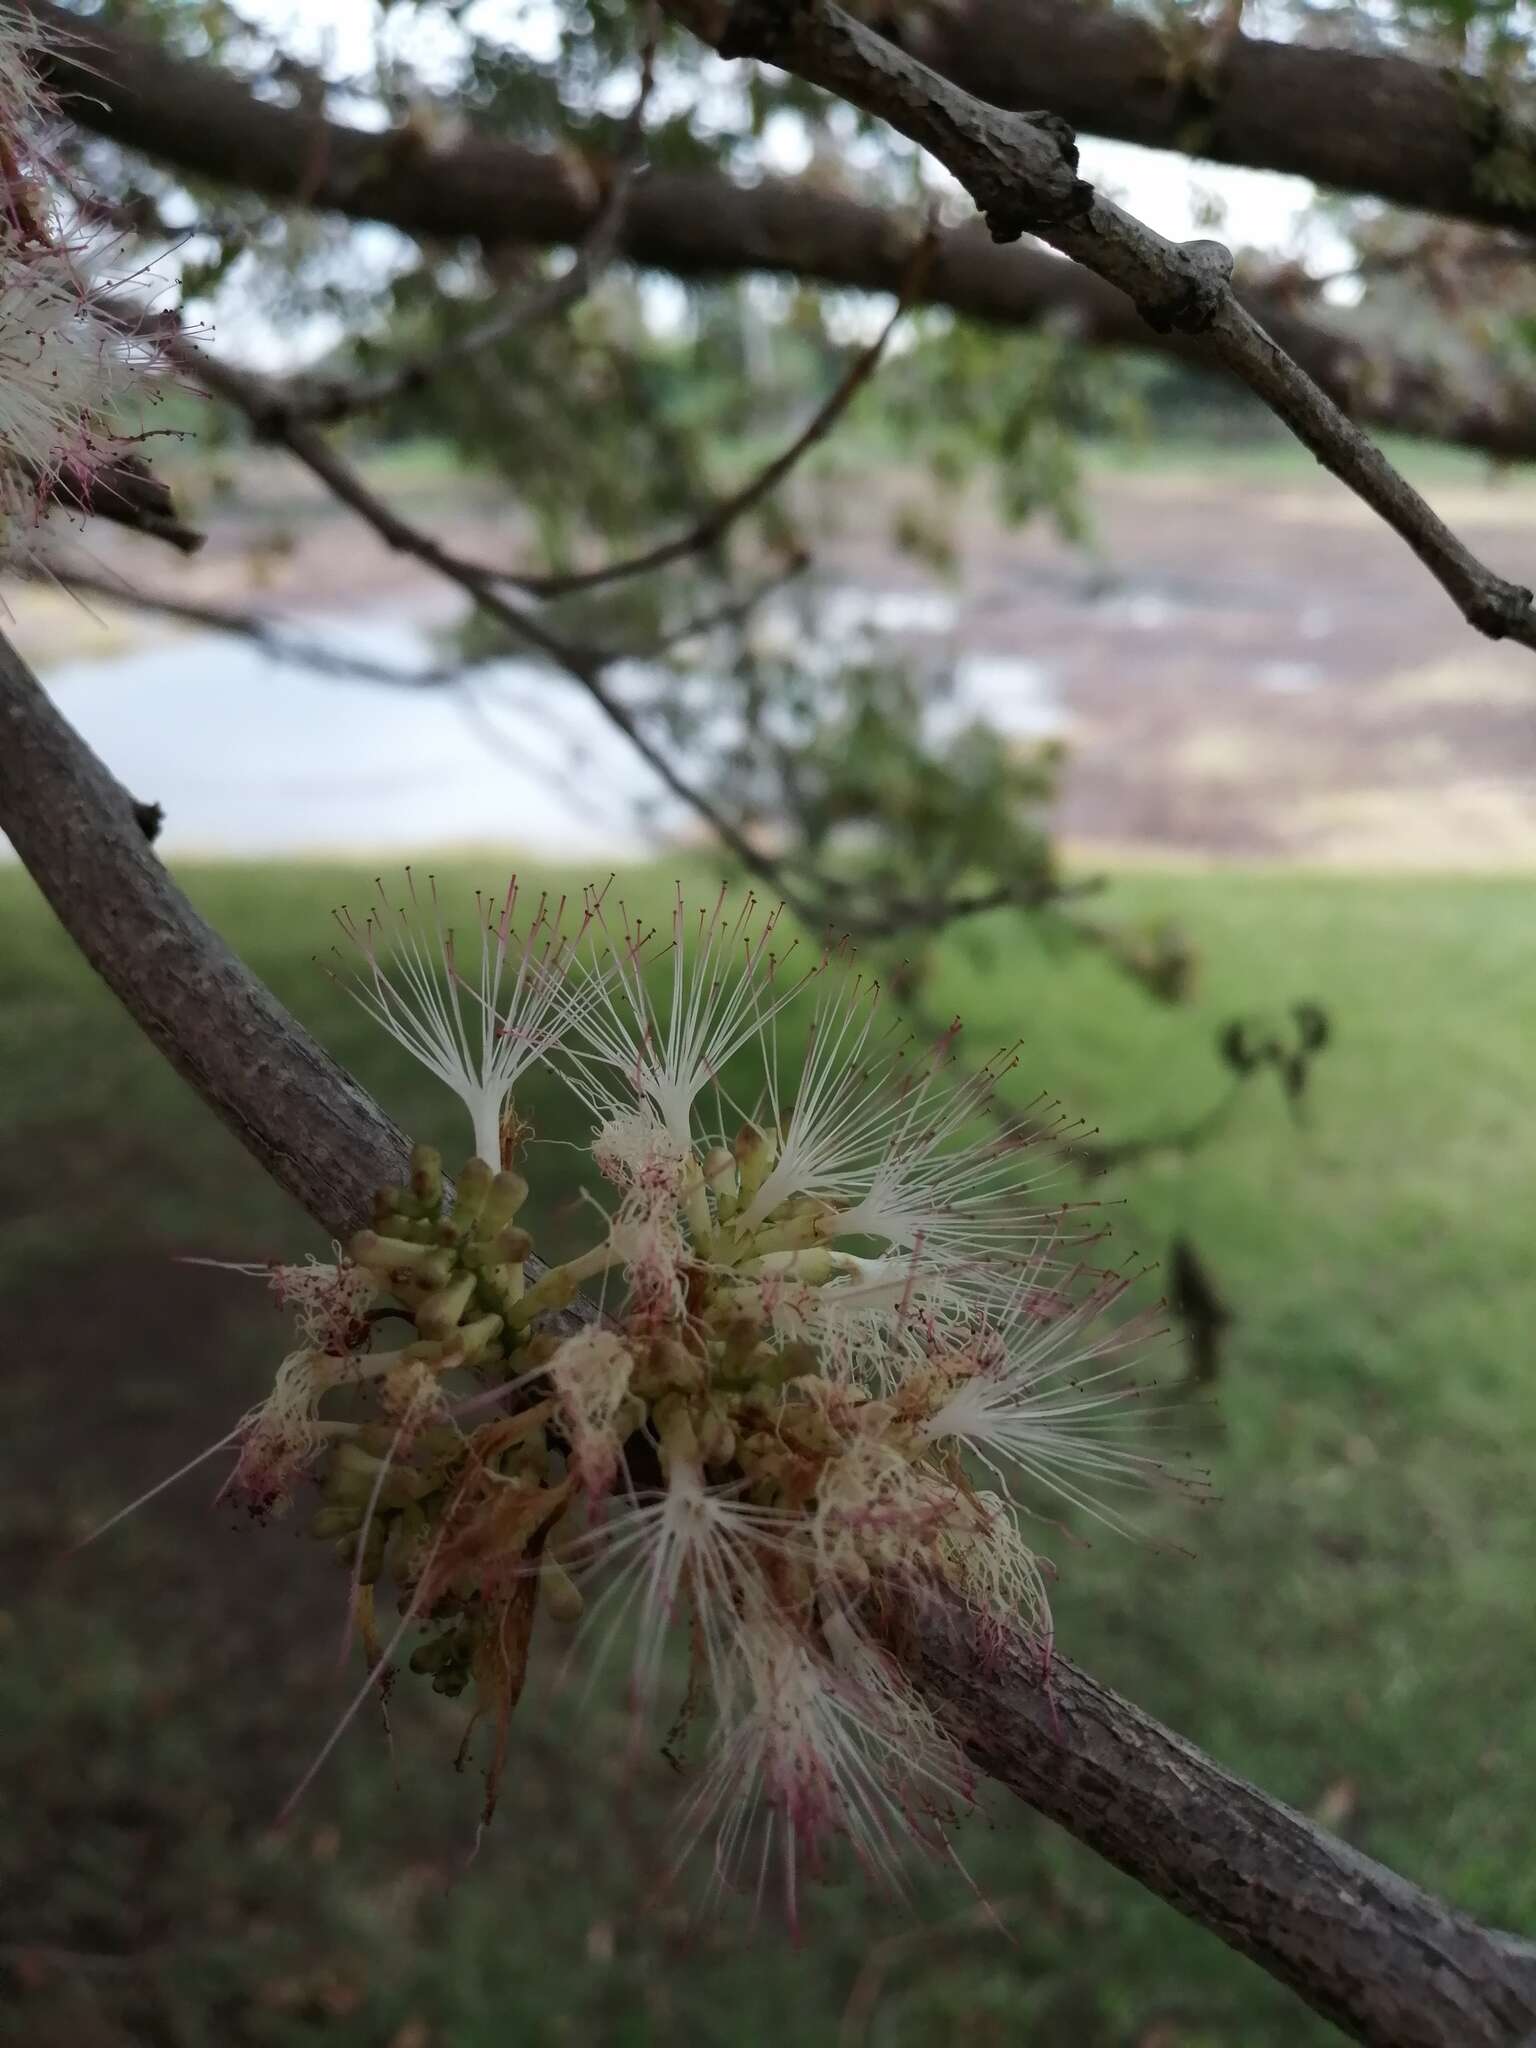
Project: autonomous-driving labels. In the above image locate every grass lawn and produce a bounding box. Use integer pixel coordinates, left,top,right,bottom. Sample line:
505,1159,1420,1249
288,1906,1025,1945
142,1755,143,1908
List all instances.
1,856,1532,2047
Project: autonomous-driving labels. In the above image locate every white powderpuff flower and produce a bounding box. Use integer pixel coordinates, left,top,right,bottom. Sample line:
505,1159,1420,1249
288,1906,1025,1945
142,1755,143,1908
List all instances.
591,1104,687,1190
223,1349,348,1515
812,1429,956,1583
721,969,1087,1298
933,1489,1054,1647
569,1457,803,1716
678,1615,962,1920
549,1329,634,1495
0,7,160,559
269,1255,378,1353
920,1268,1177,1537
820,1047,1079,1287
331,872,591,1164
750,1251,977,1391
0,226,144,557
0,6,46,133
733,966,901,1230
179,1251,379,1354
566,883,816,1155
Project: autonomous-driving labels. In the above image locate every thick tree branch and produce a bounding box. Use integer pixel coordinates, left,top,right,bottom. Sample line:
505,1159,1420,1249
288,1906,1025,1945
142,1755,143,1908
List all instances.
0,626,410,1238
3,622,1535,2045
904,1596,1536,2048
660,0,1536,654
25,1,1536,466
912,0,1536,237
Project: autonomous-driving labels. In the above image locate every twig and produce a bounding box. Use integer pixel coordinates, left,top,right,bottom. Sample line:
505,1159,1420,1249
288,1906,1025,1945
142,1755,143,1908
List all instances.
3,620,1534,2047
150,310,1036,939
508,230,936,599
37,0,1536,469
277,27,660,429
25,560,479,687
659,0,1536,653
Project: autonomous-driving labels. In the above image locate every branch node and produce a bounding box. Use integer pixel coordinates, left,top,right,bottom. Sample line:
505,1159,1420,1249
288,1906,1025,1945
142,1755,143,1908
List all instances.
131,799,165,844
1466,579,1535,641
1140,238,1235,334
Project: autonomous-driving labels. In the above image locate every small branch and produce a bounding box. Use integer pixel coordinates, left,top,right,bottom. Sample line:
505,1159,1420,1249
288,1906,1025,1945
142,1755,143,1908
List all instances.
277,26,660,430
510,230,935,599
156,315,1021,940
42,448,203,554
3,622,1534,2046
27,560,478,687
662,0,1536,654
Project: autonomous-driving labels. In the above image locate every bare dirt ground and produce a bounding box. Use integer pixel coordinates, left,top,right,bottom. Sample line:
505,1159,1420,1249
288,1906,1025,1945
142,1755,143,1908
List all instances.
13,455,1536,867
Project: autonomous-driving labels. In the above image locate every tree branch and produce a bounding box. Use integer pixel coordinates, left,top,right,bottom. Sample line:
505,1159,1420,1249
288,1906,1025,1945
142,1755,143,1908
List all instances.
509,229,933,599
138,305,1055,940
27,0,1536,466
27,559,479,686
903,1596,1536,2048
659,0,1536,654
3,620,1535,2045
911,0,1536,238
274,20,660,429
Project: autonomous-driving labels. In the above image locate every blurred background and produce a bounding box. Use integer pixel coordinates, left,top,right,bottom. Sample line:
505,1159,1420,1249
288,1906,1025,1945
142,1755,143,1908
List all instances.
3,1,1536,2042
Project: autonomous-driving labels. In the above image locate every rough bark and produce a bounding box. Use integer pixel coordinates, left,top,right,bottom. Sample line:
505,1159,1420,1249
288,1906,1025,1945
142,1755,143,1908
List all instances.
657,0,1536,653
906,1604,1536,2048
5,624,1536,2046
23,0,1536,465
0,628,410,1240
915,0,1536,234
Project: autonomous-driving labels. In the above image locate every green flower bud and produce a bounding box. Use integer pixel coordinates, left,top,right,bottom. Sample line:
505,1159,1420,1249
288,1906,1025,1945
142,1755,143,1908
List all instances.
416,1271,477,1338
703,1146,739,1221
449,1155,495,1231
733,1121,778,1207
309,1503,361,1540
410,1142,443,1211
480,1170,530,1237
539,1555,584,1623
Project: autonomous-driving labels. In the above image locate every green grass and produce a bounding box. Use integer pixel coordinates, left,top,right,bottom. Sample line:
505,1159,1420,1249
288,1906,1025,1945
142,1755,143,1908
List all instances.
2,857,1534,2046
1083,426,1536,490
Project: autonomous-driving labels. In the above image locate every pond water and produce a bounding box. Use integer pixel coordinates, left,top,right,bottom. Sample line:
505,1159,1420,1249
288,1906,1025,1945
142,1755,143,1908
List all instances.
3,593,1064,861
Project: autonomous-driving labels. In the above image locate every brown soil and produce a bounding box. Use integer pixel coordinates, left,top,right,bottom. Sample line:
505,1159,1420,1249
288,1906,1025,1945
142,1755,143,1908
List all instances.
12,459,1536,867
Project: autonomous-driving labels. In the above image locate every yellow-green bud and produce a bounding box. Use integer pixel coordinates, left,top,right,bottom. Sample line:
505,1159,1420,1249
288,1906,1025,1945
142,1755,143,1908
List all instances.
703,1146,739,1221
733,1121,778,1207
309,1502,361,1540
410,1142,443,1210
480,1170,530,1237
450,1155,495,1231
539,1555,584,1623
349,1231,455,1288
696,1407,736,1469
455,1313,505,1362
416,1271,477,1338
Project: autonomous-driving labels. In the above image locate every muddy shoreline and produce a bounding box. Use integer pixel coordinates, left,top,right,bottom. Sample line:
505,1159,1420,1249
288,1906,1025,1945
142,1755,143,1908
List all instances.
11,460,1536,867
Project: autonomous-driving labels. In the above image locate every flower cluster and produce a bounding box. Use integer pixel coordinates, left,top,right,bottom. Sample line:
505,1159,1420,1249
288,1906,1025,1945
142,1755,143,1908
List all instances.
0,4,161,558
169,878,1202,1909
